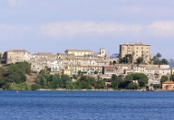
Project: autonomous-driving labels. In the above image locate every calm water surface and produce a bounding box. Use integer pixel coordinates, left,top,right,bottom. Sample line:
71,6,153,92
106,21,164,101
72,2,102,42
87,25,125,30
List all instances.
0,91,174,120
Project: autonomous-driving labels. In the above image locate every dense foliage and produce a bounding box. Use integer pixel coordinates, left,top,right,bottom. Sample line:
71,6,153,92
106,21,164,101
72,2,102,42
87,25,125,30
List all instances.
33,74,106,90
170,74,174,82
152,53,168,65
119,54,132,64
0,62,31,90
160,75,168,83
125,73,148,88
0,62,150,91
32,73,148,90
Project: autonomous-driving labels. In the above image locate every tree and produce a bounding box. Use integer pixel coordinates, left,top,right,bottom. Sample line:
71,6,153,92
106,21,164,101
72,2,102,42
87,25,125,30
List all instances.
39,70,45,74
161,59,168,65
111,78,127,90
78,70,82,75
73,74,77,79
160,75,168,83
119,57,127,64
111,79,122,90
119,54,132,64
40,76,47,88
153,84,161,90
31,84,41,90
111,74,118,81
50,75,59,89
87,77,96,86
152,53,163,65
125,54,133,64
94,70,98,74
133,73,148,87
152,56,158,63
136,57,143,64
156,53,161,60
170,74,174,82
125,74,133,81
65,80,74,90
127,82,138,89
113,61,116,65
127,73,148,88
95,80,104,89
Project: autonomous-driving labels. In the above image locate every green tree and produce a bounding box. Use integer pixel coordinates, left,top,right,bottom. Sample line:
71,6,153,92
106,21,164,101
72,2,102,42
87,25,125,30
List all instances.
136,57,143,64
94,70,98,74
118,81,130,89
153,84,161,90
65,80,74,90
156,53,161,60
111,74,118,81
170,74,174,82
153,53,163,65
31,84,41,90
125,54,133,64
88,77,96,86
50,75,59,89
78,70,82,75
111,79,124,90
119,57,127,64
125,74,133,81
119,54,132,64
128,73,148,88
73,74,77,79
95,80,104,89
161,59,168,65
160,75,168,83
127,82,138,89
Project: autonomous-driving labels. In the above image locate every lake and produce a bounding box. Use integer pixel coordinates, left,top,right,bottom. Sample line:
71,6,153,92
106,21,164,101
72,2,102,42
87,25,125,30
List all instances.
0,91,174,120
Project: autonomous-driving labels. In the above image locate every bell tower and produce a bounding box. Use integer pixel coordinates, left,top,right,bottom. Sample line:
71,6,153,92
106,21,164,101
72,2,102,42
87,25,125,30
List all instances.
100,48,105,56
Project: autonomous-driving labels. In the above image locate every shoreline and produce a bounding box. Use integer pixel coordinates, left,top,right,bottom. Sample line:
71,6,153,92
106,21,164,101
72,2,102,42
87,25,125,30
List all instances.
1,89,173,92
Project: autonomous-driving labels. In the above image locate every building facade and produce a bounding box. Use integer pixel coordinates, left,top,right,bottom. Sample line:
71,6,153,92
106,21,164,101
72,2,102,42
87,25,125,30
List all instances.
3,50,31,64
119,42,151,63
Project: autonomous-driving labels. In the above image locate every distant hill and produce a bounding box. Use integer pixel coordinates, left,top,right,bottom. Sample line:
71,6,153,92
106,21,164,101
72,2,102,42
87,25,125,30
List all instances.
110,53,119,58
168,59,174,68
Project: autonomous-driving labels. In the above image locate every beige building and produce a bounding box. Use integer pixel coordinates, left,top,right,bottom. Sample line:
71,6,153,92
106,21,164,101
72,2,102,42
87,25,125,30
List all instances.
102,65,116,75
62,64,103,75
119,42,151,63
3,50,31,64
30,52,62,73
65,49,93,56
65,48,107,57
162,81,174,90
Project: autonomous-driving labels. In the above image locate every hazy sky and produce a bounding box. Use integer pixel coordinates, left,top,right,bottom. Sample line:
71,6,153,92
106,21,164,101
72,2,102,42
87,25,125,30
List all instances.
0,0,174,59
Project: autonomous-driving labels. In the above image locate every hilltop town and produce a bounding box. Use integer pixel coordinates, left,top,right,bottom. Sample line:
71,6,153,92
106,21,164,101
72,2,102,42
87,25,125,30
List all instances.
0,42,173,90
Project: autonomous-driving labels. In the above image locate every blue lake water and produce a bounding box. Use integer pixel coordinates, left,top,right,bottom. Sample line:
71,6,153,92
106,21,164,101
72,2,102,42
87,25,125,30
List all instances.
0,91,174,120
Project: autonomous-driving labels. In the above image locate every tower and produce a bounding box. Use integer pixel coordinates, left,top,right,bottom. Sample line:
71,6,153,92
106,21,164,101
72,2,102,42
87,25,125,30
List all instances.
100,48,105,56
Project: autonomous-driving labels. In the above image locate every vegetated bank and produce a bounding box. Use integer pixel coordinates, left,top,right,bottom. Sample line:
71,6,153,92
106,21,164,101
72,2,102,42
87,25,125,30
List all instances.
1,62,173,91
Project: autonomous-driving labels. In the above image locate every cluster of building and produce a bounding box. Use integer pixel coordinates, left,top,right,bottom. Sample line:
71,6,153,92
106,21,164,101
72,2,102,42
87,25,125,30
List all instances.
0,42,173,86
